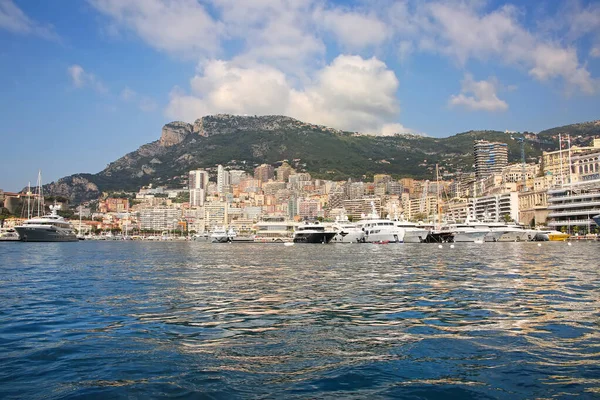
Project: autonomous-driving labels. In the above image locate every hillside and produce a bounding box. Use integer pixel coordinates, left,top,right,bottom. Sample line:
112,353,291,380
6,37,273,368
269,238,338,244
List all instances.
42,115,599,203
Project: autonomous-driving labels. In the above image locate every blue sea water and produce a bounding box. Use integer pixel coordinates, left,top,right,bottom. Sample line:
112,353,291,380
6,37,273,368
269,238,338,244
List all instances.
0,241,599,399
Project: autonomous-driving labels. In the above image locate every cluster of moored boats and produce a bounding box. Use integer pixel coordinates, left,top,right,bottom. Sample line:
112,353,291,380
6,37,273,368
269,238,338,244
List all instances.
0,203,579,244
247,210,571,244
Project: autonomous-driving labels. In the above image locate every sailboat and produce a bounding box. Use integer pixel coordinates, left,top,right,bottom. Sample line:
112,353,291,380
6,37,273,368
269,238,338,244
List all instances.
76,205,85,240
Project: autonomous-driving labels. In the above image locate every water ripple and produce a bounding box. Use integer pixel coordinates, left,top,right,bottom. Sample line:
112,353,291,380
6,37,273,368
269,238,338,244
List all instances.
0,241,598,399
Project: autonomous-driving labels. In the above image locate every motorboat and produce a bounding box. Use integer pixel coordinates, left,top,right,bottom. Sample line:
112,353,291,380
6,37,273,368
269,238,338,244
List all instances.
210,226,236,243
15,204,78,242
534,230,571,242
293,221,336,244
330,212,364,243
0,227,20,241
394,220,432,243
355,202,404,243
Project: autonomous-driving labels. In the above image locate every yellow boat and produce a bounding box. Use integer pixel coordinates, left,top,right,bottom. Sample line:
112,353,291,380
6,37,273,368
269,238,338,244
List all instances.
547,231,570,241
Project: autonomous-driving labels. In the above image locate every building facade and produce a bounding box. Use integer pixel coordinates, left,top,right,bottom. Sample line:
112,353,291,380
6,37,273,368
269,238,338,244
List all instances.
474,140,508,180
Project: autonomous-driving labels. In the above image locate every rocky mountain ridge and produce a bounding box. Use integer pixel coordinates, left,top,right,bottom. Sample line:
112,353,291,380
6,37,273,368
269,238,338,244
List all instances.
41,114,600,203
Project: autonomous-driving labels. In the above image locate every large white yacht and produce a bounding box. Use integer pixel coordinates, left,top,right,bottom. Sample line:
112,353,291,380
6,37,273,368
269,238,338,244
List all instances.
394,219,432,243
355,202,404,243
330,212,364,243
15,204,78,242
439,222,489,243
210,226,236,243
486,222,535,242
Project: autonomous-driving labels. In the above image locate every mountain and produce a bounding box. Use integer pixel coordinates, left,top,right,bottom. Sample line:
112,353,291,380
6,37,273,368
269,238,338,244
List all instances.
42,115,600,203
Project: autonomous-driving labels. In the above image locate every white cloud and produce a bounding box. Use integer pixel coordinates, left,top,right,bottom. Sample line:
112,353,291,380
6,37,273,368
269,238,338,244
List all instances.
0,0,59,41
590,47,600,58
88,0,222,57
316,7,389,50
67,65,107,93
449,74,508,112
120,87,136,101
289,55,401,133
166,55,406,135
394,1,597,94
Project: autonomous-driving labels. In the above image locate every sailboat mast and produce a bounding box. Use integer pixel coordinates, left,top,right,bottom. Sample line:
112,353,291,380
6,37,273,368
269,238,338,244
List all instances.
436,164,441,227
27,182,31,219
36,170,42,217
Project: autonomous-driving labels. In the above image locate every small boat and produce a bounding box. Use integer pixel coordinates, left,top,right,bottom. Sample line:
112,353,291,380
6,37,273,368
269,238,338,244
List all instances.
0,228,20,241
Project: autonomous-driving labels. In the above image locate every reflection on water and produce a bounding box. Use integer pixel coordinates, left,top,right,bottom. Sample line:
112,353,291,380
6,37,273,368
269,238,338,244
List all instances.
0,242,599,399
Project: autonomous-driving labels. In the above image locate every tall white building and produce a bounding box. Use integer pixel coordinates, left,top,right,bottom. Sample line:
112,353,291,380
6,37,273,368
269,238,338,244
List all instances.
217,165,230,194
189,169,209,207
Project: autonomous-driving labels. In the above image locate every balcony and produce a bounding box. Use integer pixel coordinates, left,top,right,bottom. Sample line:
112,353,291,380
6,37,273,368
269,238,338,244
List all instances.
548,219,595,226
548,193,600,202
547,209,600,218
548,200,600,209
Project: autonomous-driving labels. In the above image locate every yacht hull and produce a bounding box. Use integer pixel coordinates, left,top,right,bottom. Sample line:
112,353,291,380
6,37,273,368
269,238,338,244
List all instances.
293,232,336,244
453,231,489,242
403,229,430,243
331,230,364,243
15,227,78,242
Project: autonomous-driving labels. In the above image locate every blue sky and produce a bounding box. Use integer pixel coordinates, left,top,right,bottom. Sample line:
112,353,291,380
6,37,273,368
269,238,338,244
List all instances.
0,0,599,191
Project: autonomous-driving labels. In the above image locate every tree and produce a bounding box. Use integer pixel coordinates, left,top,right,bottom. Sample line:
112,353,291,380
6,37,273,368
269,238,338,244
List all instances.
501,213,512,223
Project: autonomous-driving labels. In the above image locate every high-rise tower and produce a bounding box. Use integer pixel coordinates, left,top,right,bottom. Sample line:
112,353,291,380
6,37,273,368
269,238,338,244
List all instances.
474,140,508,180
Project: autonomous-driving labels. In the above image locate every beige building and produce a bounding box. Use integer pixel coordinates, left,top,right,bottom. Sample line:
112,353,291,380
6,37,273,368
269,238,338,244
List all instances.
518,190,549,226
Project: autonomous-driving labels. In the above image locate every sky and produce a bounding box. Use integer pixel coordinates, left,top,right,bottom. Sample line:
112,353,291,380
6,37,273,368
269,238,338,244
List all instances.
0,0,599,192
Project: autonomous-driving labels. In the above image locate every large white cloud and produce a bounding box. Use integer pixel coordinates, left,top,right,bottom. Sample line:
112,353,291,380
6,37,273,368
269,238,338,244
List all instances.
449,74,508,112
166,55,405,135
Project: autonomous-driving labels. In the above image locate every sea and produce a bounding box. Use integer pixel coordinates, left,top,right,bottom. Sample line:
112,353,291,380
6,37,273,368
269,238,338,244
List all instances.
0,241,599,399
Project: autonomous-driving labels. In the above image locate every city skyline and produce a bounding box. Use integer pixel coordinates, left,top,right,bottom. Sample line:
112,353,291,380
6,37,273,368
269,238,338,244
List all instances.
1,0,599,191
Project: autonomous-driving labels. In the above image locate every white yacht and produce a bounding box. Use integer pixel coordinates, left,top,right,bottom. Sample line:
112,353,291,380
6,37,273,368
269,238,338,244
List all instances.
440,222,489,243
293,221,337,244
486,222,535,242
15,204,78,242
0,227,20,241
355,202,404,243
394,220,432,243
330,213,364,243
210,226,234,243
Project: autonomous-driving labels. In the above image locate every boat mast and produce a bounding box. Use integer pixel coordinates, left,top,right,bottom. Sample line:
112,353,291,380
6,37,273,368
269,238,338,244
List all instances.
36,170,42,217
436,164,441,228
79,204,83,235
27,182,31,219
